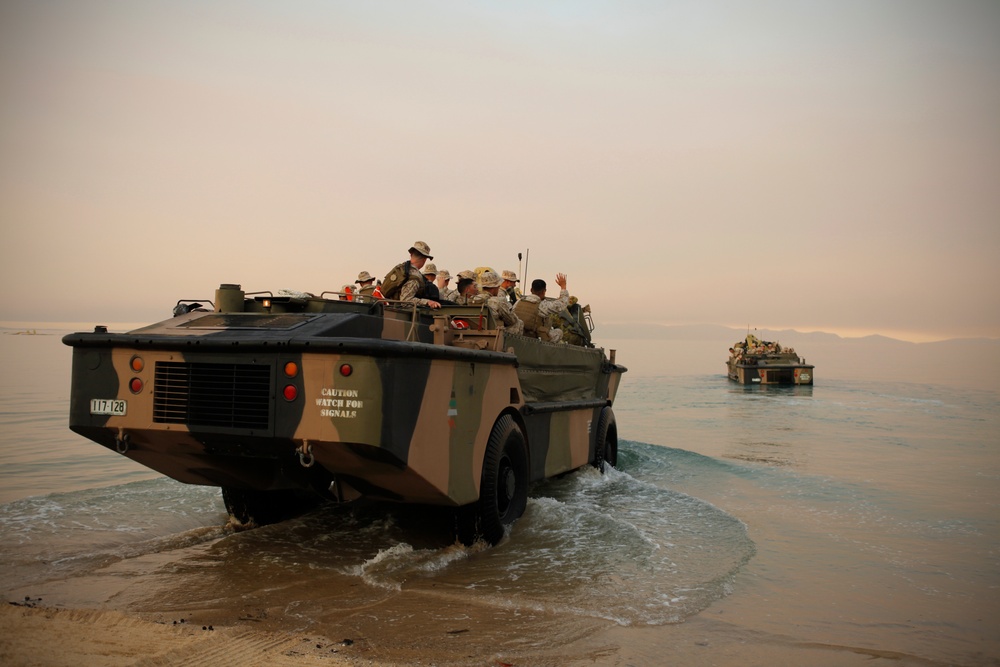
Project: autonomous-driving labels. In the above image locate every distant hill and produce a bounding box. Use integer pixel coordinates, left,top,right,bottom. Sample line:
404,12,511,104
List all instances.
597,322,1000,347
600,323,864,344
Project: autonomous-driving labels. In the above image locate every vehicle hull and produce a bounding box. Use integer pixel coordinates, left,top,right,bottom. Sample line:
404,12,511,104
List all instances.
727,361,814,385
65,305,626,510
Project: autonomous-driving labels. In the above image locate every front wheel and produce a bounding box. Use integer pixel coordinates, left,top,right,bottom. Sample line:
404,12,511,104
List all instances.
459,415,529,546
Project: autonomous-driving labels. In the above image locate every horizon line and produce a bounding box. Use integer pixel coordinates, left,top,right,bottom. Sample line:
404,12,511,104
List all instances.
3,319,998,345
600,321,999,345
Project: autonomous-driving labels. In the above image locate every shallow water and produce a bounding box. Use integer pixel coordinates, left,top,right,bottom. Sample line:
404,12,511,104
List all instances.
1,327,998,665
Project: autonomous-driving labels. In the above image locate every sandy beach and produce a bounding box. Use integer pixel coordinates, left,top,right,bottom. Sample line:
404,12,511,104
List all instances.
3,594,938,667
1,602,359,667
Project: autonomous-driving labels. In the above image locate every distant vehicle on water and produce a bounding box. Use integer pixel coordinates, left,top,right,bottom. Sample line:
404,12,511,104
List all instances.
727,333,813,385
63,283,626,545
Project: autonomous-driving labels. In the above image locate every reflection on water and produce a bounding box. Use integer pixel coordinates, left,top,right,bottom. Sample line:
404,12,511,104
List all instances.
0,459,755,631
724,384,814,467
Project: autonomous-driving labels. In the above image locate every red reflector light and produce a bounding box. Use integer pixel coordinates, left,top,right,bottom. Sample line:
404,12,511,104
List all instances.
283,384,298,401
339,364,353,377
284,361,298,377
129,378,143,394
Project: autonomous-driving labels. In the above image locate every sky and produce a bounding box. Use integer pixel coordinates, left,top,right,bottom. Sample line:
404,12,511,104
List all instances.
1,0,998,343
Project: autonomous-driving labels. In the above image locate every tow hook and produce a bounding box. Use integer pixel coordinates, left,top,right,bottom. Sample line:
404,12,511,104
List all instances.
115,428,131,454
297,440,315,468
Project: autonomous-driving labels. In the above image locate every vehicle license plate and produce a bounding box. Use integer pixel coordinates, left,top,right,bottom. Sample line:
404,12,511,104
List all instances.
90,399,127,416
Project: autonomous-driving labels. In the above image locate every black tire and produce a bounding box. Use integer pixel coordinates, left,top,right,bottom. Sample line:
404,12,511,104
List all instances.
592,407,618,473
221,487,314,528
462,415,529,546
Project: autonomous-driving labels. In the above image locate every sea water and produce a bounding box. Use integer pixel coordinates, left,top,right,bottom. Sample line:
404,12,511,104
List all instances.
0,327,998,665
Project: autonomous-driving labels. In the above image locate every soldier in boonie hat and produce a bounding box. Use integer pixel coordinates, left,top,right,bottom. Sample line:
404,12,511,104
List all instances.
456,269,476,281
408,241,433,260
479,270,503,288
420,262,440,300
380,240,440,308
355,271,376,302
501,270,520,305
435,269,457,302
478,270,524,334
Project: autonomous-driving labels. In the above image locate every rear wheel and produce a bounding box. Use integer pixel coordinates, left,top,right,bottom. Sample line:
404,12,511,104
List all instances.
458,415,529,546
221,487,316,528
592,407,618,473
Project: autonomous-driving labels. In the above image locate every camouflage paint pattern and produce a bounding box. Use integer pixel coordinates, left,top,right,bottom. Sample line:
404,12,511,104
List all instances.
65,290,627,509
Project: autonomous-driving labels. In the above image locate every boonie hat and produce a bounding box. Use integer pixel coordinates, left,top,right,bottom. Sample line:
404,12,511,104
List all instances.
501,270,519,283
479,270,502,288
356,271,374,283
408,241,433,260
457,270,476,281
421,262,438,276
438,269,451,281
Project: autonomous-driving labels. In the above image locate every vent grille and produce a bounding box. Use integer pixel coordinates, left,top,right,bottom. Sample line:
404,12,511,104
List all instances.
153,361,271,429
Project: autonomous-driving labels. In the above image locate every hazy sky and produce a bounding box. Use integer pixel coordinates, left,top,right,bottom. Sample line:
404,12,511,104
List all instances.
2,1,998,342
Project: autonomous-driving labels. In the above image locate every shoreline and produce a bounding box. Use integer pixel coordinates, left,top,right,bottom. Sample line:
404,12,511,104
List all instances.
2,598,946,667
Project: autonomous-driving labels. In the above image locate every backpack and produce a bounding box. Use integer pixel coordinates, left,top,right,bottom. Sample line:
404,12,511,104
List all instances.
380,262,417,300
549,303,593,347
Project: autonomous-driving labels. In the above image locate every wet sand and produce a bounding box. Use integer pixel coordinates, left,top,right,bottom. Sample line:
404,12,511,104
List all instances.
2,598,943,667
2,572,952,667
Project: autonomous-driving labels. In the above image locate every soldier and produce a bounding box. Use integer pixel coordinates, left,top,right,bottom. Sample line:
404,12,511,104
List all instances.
436,269,458,302
421,262,441,301
380,241,441,309
501,270,520,305
355,271,377,302
478,270,524,335
513,273,570,342
453,273,479,305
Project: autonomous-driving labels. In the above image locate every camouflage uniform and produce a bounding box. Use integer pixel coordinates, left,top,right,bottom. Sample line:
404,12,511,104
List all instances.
352,271,377,303
398,269,436,307
487,293,524,335
452,270,478,305
514,292,569,342
434,270,457,303
501,270,520,305
477,270,523,335
385,241,439,308
535,287,570,320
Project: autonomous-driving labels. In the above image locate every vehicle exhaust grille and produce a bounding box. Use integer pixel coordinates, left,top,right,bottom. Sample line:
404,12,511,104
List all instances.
153,361,271,429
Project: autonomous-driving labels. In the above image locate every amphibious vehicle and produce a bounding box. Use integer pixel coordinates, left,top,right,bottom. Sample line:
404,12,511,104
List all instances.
64,284,626,544
727,333,813,385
